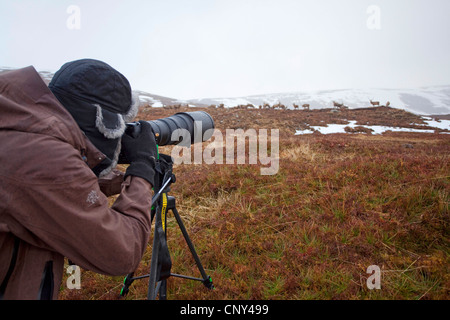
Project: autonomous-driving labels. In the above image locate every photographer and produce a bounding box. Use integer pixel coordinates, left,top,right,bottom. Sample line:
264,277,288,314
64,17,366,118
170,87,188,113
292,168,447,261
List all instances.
0,59,156,299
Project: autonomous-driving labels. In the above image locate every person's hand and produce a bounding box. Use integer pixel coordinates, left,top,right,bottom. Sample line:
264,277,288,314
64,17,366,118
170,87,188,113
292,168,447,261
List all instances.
121,121,157,186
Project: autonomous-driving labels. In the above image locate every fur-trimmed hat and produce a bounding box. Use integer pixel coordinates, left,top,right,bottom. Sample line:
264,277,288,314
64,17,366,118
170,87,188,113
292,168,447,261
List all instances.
49,59,140,176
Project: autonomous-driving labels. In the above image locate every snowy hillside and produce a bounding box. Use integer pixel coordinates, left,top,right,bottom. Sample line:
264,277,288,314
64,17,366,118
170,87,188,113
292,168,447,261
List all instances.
190,86,450,115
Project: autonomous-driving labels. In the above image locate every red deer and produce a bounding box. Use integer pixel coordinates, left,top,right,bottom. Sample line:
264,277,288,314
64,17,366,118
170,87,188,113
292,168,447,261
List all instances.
370,99,380,107
302,104,310,111
333,101,344,109
273,102,285,110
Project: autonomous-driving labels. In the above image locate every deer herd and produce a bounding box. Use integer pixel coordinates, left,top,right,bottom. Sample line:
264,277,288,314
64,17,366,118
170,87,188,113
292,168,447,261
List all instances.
158,99,391,111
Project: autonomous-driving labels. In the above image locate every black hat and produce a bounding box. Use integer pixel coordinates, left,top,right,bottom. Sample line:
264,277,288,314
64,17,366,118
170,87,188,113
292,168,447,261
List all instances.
49,59,140,176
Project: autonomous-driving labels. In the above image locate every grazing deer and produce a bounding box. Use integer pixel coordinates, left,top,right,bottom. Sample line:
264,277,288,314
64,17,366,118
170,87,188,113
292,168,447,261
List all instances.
370,99,380,107
332,101,348,111
333,101,344,109
302,104,310,111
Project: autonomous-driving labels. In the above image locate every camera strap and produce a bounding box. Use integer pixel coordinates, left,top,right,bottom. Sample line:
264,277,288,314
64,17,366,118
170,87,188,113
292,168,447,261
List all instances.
154,193,171,281
152,154,174,281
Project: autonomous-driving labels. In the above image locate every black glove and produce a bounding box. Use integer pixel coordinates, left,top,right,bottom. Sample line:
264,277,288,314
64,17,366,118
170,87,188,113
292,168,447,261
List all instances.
121,121,157,186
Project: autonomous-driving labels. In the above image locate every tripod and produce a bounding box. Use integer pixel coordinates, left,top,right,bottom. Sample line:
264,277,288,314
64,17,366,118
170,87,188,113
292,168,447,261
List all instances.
119,154,214,300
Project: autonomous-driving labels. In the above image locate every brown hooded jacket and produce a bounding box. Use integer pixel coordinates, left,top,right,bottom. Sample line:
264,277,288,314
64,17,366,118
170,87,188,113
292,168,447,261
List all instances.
0,66,152,299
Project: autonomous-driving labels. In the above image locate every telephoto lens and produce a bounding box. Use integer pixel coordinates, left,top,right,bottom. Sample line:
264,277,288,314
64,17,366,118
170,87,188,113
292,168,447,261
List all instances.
125,111,215,146
148,111,214,146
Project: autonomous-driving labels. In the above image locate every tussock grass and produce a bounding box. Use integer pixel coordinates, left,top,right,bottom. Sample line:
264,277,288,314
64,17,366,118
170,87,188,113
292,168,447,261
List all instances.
60,106,449,300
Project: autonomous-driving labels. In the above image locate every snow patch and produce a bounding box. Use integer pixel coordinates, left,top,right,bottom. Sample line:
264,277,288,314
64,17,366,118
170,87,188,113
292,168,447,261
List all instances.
295,118,449,135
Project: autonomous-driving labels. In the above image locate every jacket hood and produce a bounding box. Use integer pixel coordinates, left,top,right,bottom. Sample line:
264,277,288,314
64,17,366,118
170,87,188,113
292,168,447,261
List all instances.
0,66,105,169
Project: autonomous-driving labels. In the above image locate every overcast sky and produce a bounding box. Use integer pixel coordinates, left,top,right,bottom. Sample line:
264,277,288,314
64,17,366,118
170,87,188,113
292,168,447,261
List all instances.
1,0,450,99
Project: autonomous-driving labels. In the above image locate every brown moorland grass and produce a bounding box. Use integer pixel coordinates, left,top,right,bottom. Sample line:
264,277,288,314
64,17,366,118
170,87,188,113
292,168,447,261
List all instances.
60,106,449,300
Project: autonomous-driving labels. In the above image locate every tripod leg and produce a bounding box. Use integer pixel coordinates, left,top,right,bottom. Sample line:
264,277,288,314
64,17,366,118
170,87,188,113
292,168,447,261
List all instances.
159,279,167,300
119,272,134,298
171,207,214,289
147,220,160,300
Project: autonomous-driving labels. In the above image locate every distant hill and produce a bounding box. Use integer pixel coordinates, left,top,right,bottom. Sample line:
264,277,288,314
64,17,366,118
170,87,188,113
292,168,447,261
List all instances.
189,87,450,116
